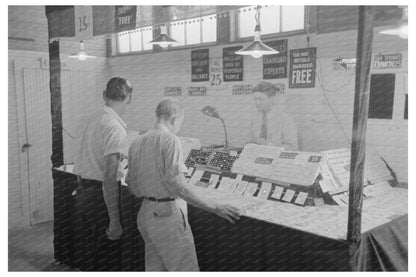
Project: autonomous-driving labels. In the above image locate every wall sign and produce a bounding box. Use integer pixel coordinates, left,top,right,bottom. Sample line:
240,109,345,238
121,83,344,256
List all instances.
75,6,93,39
263,39,288,79
188,87,207,96
289,48,317,88
210,59,223,86
223,46,244,82
232,84,252,95
115,6,137,33
374,53,402,69
46,6,138,38
164,87,182,96
191,49,210,82
333,57,356,70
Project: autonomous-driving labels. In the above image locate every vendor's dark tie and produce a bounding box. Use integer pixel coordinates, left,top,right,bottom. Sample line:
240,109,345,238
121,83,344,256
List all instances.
259,112,268,140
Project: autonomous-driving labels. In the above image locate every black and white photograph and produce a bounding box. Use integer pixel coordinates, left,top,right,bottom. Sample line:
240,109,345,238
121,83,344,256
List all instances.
5,1,412,272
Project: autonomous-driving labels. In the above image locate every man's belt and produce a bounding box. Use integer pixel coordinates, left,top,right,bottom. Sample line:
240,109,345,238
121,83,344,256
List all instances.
143,196,176,202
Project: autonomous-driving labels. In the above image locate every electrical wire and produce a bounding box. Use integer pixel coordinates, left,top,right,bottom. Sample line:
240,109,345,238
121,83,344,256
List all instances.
314,56,353,145
304,16,353,146
63,127,75,139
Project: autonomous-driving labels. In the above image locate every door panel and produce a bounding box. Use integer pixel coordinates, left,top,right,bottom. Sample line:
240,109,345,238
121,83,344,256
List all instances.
23,68,53,225
22,68,97,225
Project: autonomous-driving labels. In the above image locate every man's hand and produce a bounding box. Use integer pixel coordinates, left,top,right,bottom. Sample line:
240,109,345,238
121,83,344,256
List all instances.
106,220,123,240
214,204,241,224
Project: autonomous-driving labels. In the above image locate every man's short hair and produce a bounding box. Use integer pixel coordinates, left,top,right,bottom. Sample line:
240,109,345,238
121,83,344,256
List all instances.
155,98,184,121
104,77,133,101
252,81,280,97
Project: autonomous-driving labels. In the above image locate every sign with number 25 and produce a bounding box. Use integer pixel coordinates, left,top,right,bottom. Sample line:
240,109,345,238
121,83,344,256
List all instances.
210,74,222,86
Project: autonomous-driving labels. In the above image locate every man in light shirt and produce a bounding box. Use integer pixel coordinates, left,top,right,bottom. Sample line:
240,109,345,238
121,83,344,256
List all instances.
126,98,240,271
247,81,298,150
74,77,132,270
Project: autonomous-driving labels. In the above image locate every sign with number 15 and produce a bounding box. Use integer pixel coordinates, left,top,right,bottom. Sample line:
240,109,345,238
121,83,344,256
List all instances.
75,6,93,39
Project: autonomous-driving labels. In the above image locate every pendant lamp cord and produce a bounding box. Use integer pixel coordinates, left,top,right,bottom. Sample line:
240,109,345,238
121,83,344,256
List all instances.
255,6,261,25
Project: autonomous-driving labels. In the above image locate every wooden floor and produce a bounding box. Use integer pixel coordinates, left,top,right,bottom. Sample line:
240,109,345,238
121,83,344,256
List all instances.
8,221,74,271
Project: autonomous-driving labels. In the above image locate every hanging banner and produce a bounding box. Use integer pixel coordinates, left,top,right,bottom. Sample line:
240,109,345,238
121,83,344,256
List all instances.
289,47,317,88
46,6,138,38
373,53,402,69
115,6,137,33
46,6,76,38
191,49,210,82
223,46,244,82
263,39,288,79
92,6,115,36
75,6,94,39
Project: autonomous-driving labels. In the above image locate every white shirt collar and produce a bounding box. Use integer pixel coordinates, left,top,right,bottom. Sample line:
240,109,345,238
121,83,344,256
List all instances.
103,106,127,129
154,123,171,134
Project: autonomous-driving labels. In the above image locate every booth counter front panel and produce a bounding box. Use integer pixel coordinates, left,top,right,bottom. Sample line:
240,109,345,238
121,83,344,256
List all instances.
53,169,408,271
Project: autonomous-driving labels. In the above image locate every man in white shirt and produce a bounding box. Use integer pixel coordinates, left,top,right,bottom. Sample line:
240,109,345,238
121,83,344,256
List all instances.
74,77,132,270
126,98,240,271
247,81,298,150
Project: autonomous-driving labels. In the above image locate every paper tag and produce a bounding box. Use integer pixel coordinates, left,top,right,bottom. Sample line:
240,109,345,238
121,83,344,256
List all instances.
187,167,195,176
257,182,272,200
340,192,349,204
282,189,295,202
243,182,259,197
188,169,204,185
294,192,308,205
318,179,332,193
313,197,325,206
235,174,243,181
227,180,238,193
217,177,231,191
234,181,248,195
270,186,284,200
331,194,346,206
208,174,220,189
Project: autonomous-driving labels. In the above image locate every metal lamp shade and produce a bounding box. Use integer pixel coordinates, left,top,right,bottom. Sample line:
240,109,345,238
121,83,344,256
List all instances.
148,33,179,48
235,40,279,59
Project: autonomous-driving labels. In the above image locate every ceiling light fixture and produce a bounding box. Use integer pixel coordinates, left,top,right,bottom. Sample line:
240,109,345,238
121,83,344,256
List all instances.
68,41,96,61
148,25,179,48
236,6,279,59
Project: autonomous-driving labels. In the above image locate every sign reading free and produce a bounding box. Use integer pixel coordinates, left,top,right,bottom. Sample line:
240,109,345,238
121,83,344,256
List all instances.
289,48,317,88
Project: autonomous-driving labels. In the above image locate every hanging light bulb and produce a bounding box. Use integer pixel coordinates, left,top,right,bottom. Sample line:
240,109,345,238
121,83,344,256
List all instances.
236,6,279,59
68,41,96,61
379,6,408,39
148,24,179,48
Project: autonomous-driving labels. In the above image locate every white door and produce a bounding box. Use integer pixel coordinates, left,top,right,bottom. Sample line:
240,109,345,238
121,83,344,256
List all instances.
21,68,95,225
22,68,54,225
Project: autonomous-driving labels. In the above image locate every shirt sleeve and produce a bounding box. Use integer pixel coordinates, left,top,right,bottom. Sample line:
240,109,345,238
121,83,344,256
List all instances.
101,118,127,157
162,135,187,186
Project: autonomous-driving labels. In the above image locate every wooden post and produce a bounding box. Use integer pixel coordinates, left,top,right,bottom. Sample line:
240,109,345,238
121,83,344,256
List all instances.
48,39,64,168
347,6,375,271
